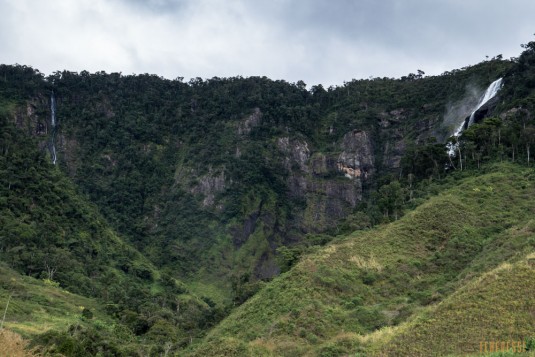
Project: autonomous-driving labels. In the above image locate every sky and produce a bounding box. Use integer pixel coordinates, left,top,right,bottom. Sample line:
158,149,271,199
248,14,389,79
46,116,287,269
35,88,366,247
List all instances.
1,0,534,87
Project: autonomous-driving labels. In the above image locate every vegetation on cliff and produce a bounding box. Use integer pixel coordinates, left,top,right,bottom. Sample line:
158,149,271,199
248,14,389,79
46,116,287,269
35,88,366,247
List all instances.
0,38,534,355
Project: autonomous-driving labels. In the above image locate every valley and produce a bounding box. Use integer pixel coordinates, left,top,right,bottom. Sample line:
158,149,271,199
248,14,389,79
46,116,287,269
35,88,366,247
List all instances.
1,39,534,356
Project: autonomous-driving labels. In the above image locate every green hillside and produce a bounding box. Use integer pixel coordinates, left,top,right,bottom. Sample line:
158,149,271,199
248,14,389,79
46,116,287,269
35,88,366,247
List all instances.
0,39,534,355
188,163,535,356
378,251,535,356
1,56,514,293
0,264,118,354
0,113,225,355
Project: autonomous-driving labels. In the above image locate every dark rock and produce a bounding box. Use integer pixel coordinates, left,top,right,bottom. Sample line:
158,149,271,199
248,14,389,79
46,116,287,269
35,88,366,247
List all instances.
462,95,501,128
231,211,260,248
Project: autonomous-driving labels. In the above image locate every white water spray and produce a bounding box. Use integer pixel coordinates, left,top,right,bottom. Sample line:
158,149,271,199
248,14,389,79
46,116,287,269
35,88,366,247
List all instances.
447,78,503,156
467,78,503,127
50,93,57,165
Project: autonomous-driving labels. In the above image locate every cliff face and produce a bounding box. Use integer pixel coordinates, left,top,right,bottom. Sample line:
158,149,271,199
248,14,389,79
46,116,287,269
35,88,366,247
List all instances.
14,95,49,147
3,95,472,283
3,59,512,283
277,130,374,233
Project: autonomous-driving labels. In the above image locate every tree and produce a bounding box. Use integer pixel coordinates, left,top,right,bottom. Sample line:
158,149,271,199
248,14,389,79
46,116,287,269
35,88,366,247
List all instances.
377,181,406,220
401,139,449,178
521,126,535,165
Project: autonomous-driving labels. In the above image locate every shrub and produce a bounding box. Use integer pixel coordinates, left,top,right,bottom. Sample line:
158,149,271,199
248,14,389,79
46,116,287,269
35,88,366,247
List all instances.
81,307,93,320
526,336,535,351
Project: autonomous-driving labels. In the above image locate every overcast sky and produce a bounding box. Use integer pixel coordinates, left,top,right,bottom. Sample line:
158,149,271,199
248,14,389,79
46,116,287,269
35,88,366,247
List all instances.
1,0,534,86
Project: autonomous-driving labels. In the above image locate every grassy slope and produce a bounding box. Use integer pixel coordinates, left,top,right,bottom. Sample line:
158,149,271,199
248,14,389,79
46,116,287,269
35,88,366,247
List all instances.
188,163,535,356
0,110,216,353
0,264,112,337
376,252,535,356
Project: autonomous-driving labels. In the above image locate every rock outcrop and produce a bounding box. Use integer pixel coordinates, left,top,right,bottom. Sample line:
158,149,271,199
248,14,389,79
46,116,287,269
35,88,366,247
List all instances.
337,130,374,180
190,170,226,207
277,129,374,232
469,95,500,124
237,108,262,135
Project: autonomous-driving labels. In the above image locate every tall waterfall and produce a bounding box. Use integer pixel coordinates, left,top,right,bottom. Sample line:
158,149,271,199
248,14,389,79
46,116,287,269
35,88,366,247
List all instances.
467,78,503,127
448,78,503,156
49,92,57,165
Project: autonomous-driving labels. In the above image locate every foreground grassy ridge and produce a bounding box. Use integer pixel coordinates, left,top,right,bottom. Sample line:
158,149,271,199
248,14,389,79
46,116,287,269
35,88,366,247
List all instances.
377,252,535,356
0,264,166,355
189,164,535,356
0,264,112,337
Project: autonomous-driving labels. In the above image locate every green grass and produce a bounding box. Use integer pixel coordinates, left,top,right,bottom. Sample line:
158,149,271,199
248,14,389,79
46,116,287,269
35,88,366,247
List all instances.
376,253,535,356
0,264,113,337
186,278,232,307
187,163,535,356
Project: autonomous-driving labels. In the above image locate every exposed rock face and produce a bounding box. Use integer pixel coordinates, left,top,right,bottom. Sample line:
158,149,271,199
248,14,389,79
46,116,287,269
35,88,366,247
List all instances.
376,107,441,170
377,109,407,170
310,153,330,175
277,130,374,232
337,130,374,180
382,135,406,170
469,95,500,124
13,96,51,153
237,108,262,135
231,211,260,247
190,170,226,207
254,252,280,280
60,135,80,176
15,99,42,133
277,137,310,173
500,106,531,121
378,109,405,128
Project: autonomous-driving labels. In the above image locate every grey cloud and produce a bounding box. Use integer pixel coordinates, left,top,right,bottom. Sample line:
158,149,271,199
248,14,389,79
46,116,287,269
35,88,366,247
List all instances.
0,0,534,86
118,0,190,14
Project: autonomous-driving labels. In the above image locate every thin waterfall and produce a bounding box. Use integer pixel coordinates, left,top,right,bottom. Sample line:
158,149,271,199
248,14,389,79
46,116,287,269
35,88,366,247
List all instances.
447,78,503,156
51,93,56,127
49,92,57,165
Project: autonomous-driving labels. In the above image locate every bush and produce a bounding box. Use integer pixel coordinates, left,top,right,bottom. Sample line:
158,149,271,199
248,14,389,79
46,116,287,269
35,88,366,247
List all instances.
81,307,93,320
30,325,127,357
352,306,387,331
526,336,535,351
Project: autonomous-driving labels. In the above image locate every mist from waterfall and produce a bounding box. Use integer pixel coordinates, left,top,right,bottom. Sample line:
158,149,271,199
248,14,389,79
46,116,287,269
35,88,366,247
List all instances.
447,78,503,156
467,78,503,127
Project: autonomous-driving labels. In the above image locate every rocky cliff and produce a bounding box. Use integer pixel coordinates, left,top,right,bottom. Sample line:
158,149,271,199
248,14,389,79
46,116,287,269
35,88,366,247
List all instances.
1,59,512,285
277,130,373,232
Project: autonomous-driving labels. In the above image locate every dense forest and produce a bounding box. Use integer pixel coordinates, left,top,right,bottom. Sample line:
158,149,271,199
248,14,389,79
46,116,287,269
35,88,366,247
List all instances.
0,38,534,356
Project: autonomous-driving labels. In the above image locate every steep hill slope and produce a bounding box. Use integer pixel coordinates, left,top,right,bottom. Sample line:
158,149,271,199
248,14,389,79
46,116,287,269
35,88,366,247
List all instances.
0,263,118,354
0,113,223,354
188,163,535,356
0,58,513,298
377,251,535,356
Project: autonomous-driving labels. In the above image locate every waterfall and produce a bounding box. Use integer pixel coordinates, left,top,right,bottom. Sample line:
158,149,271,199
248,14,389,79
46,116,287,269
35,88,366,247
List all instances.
467,78,503,127
447,78,503,156
49,92,57,165
51,93,56,127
